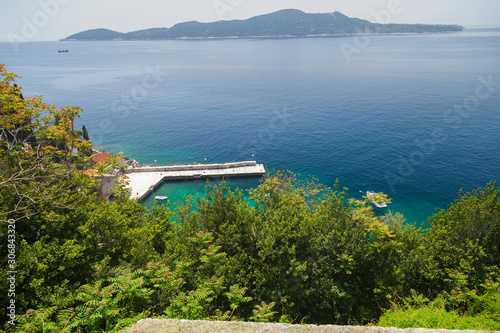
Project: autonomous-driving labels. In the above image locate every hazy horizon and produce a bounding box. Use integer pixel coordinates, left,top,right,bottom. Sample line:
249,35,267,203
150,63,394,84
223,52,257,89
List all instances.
2,0,500,43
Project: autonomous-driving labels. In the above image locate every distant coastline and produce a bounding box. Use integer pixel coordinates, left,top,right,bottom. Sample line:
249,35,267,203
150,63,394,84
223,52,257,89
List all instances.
62,31,463,42
61,9,464,41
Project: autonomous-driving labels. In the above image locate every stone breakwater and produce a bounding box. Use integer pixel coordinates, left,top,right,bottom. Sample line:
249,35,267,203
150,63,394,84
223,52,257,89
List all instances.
123,319,493,333
125,161,265,201
123,161,260,174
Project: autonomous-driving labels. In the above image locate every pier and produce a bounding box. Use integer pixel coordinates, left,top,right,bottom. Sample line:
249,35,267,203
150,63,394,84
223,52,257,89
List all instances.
125,161,266,201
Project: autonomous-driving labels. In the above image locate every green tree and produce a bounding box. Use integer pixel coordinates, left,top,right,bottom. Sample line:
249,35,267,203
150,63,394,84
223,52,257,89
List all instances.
82,124,89,141
0,64,92,223
170,172,404,324
420,182,500,293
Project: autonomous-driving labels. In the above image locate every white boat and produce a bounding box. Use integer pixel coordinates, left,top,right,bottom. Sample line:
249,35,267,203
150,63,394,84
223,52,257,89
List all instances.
366,190,387,208
154,196,168,200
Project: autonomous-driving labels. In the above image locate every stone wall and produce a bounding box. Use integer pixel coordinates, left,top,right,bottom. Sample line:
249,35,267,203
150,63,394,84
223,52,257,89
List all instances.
123,161,258,174
123,319,489,333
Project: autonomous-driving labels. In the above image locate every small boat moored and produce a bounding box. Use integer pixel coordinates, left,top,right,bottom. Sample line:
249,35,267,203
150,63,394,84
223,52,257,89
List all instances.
366,190,388,208
154,196,168,200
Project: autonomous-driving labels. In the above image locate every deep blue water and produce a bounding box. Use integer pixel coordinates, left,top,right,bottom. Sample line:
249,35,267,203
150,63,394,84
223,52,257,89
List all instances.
1,28,499,225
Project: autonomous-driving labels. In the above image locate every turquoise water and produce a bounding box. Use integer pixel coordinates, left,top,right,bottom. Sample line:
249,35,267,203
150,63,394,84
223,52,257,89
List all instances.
141,177,262,209
2,28,499,224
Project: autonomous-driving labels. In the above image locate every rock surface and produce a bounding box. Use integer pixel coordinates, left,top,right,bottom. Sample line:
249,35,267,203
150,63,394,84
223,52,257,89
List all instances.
123,319,489,333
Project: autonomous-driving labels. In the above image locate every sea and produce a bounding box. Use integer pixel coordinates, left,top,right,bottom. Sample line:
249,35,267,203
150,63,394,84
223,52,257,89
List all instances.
1,28,499,226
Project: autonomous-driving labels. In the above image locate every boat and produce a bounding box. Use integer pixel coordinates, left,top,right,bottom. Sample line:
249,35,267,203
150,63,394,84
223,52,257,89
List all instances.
366,190,387,208
58,50,69,53
154,196,168,200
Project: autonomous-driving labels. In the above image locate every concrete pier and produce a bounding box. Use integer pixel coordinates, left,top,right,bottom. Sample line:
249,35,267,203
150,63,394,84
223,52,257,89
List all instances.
125,161,265,201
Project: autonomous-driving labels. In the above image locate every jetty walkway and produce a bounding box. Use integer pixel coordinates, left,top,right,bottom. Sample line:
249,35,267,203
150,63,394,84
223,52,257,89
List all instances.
125,161,265,201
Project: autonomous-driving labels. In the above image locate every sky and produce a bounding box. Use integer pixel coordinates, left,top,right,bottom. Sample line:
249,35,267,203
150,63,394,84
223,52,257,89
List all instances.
1,0,500,42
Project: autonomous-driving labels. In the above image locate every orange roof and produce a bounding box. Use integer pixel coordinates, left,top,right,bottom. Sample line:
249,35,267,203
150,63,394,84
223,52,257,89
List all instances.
90,151,109,164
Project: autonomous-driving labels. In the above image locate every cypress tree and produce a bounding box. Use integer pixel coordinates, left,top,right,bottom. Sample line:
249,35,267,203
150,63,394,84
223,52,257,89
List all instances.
82,125,90,141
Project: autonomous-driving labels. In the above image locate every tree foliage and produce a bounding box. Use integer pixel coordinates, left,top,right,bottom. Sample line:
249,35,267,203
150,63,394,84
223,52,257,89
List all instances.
0,64,92,223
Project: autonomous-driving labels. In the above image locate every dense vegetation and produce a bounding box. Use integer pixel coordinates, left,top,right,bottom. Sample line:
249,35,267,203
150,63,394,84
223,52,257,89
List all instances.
63,9,463,41
1,65,499,332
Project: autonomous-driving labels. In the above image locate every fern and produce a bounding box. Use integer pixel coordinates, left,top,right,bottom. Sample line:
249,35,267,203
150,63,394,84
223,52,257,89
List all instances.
250,301,277,322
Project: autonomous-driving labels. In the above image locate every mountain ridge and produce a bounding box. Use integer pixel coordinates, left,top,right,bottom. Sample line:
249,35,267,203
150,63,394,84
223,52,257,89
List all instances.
62,9,464,41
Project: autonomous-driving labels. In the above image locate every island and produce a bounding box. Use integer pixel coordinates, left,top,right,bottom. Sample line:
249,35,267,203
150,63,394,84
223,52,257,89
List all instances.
61,9,464,41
